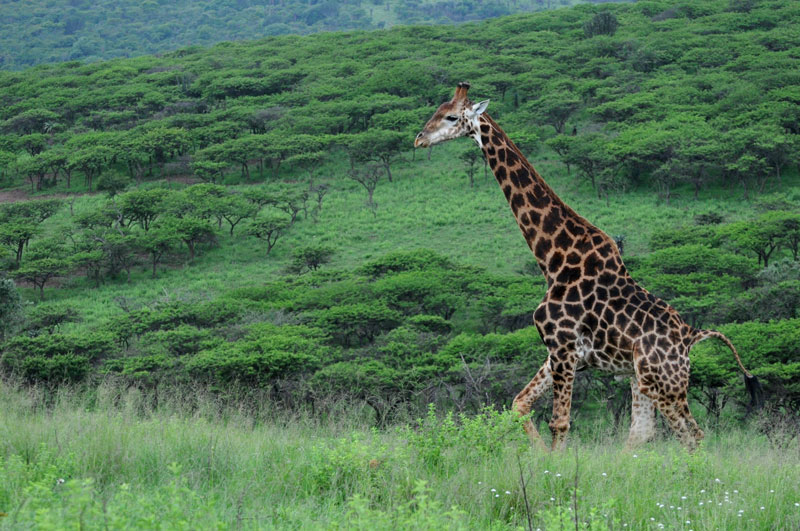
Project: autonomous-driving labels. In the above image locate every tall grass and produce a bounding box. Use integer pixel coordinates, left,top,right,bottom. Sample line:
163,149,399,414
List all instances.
1,379,798,529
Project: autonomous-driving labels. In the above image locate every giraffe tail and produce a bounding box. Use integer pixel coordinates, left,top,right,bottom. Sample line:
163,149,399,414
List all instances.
692,329,763,410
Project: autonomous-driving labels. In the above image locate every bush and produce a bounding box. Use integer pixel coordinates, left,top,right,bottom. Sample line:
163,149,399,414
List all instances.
583,12,619,38
24,302,81,334
649,225,718,250
407,314,453,335
312,303,402,347
3,331,116,364
0,277,23,341
372,270,465,319
359,249,454,278
185,323,327,386
139,324,222,357
289,244,335,274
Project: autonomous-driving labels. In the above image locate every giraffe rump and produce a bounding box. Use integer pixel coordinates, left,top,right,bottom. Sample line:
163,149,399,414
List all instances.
690,328,764,410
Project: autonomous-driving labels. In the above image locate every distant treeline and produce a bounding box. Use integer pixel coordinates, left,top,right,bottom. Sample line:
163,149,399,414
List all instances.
0,0,602,70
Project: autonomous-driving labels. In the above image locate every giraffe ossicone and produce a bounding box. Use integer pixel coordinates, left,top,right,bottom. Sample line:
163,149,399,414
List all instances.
416,82,761,451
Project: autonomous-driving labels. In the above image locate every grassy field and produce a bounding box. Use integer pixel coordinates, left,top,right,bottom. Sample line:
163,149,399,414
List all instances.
1,379,799,529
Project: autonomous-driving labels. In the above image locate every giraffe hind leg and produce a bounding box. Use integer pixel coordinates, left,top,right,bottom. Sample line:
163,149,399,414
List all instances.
635,343,703,451
512,361,553,450
626,375,657,449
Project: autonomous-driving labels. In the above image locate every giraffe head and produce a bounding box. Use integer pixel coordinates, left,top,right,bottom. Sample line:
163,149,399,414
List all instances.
414,82,489,148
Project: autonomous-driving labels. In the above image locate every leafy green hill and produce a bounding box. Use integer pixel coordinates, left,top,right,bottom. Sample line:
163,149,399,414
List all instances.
1,0,799,427
0,0,599,70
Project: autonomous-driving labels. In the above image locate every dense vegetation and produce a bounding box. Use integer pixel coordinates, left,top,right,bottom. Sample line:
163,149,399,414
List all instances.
0,0,601,70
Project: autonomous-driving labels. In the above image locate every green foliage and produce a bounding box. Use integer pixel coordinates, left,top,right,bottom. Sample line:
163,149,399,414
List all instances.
583,11,619,38
24,302,81,335
1,458,224,529
246,215,291,255
343,480,468,530
313,302,402,347
290,244,335,274
186,323,327,386
2,331,116,383
0,278,24,341
400,404,526,466
360,249,455,278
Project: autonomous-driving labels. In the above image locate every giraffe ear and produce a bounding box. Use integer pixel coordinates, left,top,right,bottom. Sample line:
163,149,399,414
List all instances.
467,100,489,118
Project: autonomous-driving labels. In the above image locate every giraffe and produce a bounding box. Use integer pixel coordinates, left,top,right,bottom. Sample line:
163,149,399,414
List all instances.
415,82,761,451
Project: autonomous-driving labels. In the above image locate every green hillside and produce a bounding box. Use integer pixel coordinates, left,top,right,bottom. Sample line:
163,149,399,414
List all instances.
1,0,799,420
0,0,600,70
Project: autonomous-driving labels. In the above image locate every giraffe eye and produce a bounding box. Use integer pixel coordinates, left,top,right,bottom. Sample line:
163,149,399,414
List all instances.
445,115,458,122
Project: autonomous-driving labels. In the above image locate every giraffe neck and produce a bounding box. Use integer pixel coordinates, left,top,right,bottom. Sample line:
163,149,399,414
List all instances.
473,114,596,282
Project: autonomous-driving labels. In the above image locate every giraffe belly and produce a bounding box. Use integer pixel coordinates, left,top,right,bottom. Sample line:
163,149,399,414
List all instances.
576,335,634,375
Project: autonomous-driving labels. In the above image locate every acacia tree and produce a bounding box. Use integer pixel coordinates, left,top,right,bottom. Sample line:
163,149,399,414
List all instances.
15,154,50,192
347,163,384,217
137,226,178,278
345,130,406,182
0,222,39,266
776,211,800,261
191,160,227,183
459,147,481,188
218,195,258,235
719,214,784,267
69,145,112,192
118,189,165,231
247,215,290,255
14,257,71,300
169,216,216,262
527,89,581,134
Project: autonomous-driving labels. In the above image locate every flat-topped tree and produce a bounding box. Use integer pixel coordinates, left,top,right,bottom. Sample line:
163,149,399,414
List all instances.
415,82,761,451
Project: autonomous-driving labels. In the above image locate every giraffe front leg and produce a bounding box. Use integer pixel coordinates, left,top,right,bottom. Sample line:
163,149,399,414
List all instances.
549,348,577,452
512,361,553,451
626,376,657,449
